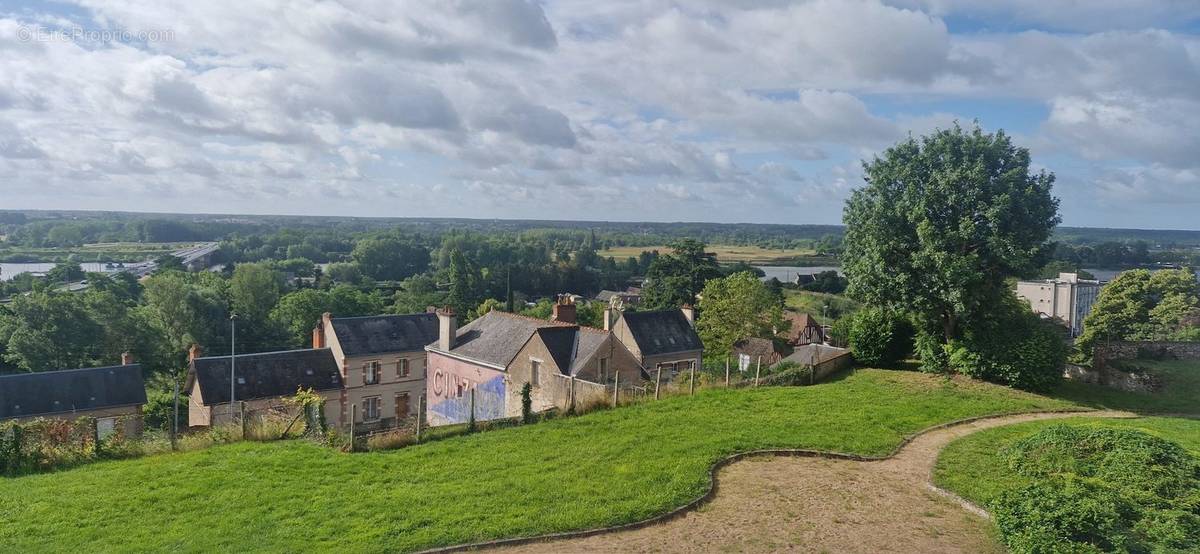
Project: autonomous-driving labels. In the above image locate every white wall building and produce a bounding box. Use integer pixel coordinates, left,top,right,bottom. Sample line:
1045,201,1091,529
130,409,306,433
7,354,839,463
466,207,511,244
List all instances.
1015,272,1101,337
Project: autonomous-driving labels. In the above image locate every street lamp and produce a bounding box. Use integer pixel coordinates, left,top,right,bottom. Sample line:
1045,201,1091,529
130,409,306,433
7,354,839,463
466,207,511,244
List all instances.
230,313,238,424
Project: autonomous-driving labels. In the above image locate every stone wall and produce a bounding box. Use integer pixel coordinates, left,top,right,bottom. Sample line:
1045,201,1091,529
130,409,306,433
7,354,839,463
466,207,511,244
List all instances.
1095,341,1200,371
1063,363,1161,393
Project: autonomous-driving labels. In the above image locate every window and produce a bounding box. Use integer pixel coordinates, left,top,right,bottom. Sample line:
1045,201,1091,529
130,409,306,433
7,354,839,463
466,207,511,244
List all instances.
395,392,410,420
96,417,117,440
530,359,541,387
396,358,410,378
598,357,610,381
363,396,381,421
363,361,381,385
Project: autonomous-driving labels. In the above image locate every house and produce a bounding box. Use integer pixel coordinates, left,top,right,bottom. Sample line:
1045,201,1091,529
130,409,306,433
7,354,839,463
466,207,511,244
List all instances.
732,337,791,371
1015,272,1101,337
0,354,146,437
776,343,853,383
315,312,438,432
605,305,703,380
186,346,343,427
595,288,642,308
784,312,825,346
424,298,644,426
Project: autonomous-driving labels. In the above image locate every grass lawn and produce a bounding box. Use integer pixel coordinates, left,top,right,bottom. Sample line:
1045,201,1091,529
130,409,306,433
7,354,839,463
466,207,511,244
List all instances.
0,370,1077,553
783,289,861,324
934,416,1200,510
598,244,817,265
1051,359,1200,415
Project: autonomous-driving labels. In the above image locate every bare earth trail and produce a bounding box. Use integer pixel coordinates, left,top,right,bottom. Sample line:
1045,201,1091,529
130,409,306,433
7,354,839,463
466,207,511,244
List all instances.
489,410,1134,554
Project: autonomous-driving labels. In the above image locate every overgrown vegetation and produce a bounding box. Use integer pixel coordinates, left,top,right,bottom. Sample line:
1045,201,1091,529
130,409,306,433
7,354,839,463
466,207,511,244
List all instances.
935,418,1200,554
0,370,1077,552
1076,268,1200,364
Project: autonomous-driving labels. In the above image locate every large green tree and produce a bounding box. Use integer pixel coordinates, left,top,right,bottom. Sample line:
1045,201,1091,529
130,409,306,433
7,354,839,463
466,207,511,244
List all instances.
272,286,385,345
0,292,104,371
446,247,482,317
641,239,721,310
842,124,1060,371
696,271,786,357
1076,268,1200,362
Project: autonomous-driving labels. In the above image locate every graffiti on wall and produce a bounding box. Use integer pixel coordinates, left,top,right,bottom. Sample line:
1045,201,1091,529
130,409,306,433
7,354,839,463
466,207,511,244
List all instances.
426,354,507,426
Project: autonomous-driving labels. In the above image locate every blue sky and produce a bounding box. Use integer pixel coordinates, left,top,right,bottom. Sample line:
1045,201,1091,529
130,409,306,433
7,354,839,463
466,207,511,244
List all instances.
2,1,1199,229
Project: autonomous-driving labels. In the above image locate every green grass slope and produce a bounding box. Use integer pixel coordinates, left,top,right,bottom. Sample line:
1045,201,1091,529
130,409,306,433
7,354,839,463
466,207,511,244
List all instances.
0,370,1076,553
934,416,1200,510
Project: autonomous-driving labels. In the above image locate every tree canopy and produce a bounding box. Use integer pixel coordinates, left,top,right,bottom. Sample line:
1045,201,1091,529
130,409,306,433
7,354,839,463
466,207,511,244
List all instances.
842,124,1060,371
696,271,786,357
641,239,721,310
1076,268,1200,362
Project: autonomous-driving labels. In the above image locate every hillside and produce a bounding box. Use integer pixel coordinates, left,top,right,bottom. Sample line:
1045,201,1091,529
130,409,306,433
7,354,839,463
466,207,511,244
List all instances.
0,370,1076,553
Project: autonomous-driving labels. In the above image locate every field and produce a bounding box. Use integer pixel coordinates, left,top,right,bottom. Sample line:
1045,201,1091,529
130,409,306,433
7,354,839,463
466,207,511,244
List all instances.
0,370,1077,553
933,416,1200,511
598,244,817,265
784,289,862,324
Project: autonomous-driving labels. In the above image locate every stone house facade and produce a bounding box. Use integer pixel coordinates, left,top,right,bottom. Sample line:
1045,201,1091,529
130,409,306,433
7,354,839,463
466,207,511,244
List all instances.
316,312,439,433
186,345,343,428
606,305,703,382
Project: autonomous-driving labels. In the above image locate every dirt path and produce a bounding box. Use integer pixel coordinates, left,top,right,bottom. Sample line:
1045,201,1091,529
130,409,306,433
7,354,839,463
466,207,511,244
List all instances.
489,410,1133,554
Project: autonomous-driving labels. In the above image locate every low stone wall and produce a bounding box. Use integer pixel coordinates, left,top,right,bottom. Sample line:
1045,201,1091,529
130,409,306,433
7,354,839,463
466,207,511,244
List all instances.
1095,341,1200,371
1063,363,1161,393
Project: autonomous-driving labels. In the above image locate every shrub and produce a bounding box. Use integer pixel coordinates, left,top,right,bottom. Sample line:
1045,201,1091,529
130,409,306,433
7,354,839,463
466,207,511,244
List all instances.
992,424,1200,553
945,295,1068,391
846,308,912,367
366,429,416,452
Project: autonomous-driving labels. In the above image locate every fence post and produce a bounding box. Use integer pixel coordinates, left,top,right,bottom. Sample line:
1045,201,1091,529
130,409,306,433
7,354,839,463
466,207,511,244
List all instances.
654,366,662,400
754,356,762,387
468,389,476,432
689,362,696,395
92,417,101,456
415,394,424,443
612,371,619,407
240,401,247,440
724,356,730,387
171,376,180,451
350,404,357,445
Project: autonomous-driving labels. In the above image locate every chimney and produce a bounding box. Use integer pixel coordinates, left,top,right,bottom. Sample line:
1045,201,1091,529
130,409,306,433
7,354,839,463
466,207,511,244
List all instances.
681,304,695,327
313,312,331,349
120,351,134,366
437,307,458,351
603,306,613,331
426,305,437,313
551,295,576,324
188,343,202,362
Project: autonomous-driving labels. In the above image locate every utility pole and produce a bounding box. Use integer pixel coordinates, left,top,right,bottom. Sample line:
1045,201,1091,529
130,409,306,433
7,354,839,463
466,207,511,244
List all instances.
230,313,238,425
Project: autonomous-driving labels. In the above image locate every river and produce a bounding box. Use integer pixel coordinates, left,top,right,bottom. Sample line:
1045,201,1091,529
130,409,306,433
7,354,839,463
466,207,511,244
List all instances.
0,262,124,281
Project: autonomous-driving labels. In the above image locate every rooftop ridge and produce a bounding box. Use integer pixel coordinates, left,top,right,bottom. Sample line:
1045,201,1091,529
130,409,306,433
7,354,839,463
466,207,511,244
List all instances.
0,363,142,379
330,312,435,321
194,347,330,361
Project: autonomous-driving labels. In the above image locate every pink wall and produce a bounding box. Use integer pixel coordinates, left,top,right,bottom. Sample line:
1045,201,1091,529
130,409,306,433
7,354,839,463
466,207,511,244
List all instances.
425,352,508,426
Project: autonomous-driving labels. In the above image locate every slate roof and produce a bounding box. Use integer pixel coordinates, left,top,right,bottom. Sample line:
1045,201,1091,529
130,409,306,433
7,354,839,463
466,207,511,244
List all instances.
733,337,791,359
779,344,851,366
537,326,624,375
0,364,146,419
441,311,573,368
330,313,439,356
620,309,703,357
189,348,342,405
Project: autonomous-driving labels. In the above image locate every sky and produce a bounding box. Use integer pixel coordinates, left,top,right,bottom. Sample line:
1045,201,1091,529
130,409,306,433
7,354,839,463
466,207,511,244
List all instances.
1,1,1198,229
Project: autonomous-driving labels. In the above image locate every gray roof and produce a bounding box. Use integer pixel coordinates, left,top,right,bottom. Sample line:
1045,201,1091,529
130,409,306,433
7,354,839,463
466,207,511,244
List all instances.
0,364,146,419
189,348,342,405
443,311,573,368
621,309,703,357
537,326,577,374
330,313,439,356
779,344,851,366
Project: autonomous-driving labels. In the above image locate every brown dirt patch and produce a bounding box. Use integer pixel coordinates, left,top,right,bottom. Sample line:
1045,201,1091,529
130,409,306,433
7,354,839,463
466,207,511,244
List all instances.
488,411,1132,553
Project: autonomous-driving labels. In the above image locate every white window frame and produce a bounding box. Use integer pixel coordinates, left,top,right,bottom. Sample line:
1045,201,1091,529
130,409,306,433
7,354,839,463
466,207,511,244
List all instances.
363,396,382,421
396,357,410,379
363,360,382,385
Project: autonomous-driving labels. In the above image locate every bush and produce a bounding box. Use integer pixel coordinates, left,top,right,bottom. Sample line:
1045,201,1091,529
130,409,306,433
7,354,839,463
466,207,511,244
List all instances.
366,429,417,452
846,308,912,367
992,424,1200,553
945,294,1068,391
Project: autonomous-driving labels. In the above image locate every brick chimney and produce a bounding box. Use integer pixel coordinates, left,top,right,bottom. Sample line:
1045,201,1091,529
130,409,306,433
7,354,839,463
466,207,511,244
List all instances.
313,312,331,349
120,351,134,366
188,343,202,362
551,295,577,324
603,306,614,331
437,307,458,351
681,304,695,327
